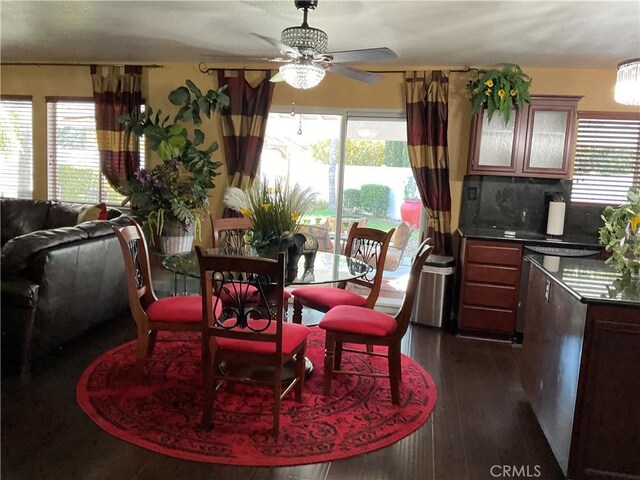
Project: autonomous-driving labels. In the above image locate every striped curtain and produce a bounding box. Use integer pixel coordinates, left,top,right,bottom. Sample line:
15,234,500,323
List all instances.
216,70,275,193
405,70,452,255
91,65,143,195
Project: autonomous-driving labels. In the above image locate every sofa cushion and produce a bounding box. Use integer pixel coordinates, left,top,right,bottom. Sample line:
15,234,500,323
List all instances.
1,199,52,246
1,227,89,275
43,202,86,229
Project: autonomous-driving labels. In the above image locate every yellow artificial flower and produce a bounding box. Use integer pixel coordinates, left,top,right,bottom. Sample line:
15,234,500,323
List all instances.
484,79,494,87
262,203,271,211
239,207,252,218
510,89,517,96
630,214,640,232
485,89,492,96
498,89,506,99
290,212,300,221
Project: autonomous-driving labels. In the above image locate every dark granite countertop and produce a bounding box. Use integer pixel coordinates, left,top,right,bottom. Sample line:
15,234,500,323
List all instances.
458,227,602,249
526,254,640,307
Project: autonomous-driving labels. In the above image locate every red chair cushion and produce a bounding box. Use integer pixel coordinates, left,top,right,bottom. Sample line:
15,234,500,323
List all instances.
146,295,221,323
283,290,292,300
215,319,310,355
319,305,397,337
291,287,367,310
218,283,260,304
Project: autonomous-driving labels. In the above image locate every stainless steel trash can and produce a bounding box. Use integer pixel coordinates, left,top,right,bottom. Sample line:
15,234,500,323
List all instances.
411,254,455,327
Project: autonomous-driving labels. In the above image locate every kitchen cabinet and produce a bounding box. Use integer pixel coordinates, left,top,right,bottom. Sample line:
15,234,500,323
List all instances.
457,238,522,337
468,95,581,178
521,257,640,479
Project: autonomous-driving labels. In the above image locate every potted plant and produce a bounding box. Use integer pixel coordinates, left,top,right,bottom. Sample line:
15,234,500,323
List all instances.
223,177,318,254
599,187,640,280
400,175,421,228
119,80,229,254
466,63,532,125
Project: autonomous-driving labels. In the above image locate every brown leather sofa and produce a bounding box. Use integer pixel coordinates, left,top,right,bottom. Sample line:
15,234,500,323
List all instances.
1,198,132,375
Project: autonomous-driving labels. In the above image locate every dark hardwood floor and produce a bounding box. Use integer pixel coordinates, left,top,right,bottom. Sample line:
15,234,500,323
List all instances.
1,265,565,480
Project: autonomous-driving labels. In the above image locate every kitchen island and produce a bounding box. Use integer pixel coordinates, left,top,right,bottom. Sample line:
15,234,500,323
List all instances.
521,255,639,479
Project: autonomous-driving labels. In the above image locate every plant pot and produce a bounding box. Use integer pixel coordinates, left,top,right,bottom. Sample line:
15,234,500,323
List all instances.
159,220,195,255
400,199,421,228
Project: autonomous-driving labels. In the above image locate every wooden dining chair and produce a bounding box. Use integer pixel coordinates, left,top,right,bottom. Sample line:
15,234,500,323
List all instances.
112,220,219,379
291,224,395,324
210,216,252,249
210,215,293,308
319,239,433,404
195,246,310,436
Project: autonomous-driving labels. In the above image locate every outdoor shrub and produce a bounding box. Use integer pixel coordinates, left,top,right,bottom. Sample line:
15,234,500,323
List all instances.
343,189,361,212
360,184,390,217
404,175,419,200
383,141,410,167
314,199,329,210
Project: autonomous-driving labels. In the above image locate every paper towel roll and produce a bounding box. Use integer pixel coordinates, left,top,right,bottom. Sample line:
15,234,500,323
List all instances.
546,201,566,236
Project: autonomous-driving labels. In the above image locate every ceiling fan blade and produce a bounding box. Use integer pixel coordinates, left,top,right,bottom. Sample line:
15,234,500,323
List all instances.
270,71,284,83
329,65,383,84
202,54,290,64
326,47,397,64
252,33,301,59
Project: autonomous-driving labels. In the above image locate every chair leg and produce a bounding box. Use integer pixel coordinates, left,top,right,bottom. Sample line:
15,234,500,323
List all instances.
202,340,218,428
323,332,336,397
273,364,282,436
334,341,343,370
295,345,306,402
134,328,151,380
201,332,210,386
147,330,158,357
292,296,303,324
388,344,402,405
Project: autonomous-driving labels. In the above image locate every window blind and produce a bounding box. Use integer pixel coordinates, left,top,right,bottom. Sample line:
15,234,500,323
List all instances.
47,100,144,205
0,99,33,199
571,113,640,205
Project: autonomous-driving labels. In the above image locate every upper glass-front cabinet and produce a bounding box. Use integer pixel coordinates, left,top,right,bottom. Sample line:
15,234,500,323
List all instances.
468,95,580,178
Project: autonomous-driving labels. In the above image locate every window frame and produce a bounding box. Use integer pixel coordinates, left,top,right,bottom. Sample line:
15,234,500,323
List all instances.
46,96,144,206
571,110,640,206
0,95,34,199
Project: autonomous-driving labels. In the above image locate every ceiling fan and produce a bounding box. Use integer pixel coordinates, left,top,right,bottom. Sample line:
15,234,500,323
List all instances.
204,0,397,89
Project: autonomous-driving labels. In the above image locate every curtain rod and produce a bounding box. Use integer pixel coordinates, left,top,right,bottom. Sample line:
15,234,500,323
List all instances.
199,63,478,75
1,62,163,68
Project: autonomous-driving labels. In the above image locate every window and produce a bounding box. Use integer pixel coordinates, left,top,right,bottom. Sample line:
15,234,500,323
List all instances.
47,99,144,205
572,112,640,204
0,97,33,199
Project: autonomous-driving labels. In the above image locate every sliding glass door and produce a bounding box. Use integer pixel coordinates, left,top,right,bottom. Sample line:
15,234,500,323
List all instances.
261,110,422,308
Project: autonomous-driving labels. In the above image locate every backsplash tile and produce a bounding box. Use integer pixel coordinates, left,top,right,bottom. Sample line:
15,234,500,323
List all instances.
459,175,604,238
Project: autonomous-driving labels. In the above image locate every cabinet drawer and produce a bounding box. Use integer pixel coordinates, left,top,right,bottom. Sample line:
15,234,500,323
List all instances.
466,240,522,266
465,264,520,285
459,305,516,333
463,283,518,309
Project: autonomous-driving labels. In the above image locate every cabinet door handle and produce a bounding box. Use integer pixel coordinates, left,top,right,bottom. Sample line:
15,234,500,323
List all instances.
545,279,551,302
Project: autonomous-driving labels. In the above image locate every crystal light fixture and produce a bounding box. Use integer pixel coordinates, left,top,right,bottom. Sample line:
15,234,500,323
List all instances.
281,26,327,56
279,61,326,90
615,58,640,106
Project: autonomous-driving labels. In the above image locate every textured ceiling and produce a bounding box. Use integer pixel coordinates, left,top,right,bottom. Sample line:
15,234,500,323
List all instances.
2,1,639,68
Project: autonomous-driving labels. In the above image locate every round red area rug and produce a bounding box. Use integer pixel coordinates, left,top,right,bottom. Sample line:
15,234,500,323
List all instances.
77,328,436,466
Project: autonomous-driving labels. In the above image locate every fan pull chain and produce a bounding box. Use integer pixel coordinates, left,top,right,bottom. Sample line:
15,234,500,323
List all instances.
298,115,303,135
290,102,296,116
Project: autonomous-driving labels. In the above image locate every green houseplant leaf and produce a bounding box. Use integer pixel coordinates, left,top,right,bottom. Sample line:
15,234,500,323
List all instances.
466,64,532,125
118,80,229,241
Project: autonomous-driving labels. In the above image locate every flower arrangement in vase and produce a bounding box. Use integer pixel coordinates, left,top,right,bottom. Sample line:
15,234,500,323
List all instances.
466,64,532,125
223,177,318,253
119,80,229,248
599,187,640,280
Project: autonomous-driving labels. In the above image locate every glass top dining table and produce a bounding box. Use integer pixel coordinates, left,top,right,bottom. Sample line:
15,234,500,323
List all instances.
162,247,373,286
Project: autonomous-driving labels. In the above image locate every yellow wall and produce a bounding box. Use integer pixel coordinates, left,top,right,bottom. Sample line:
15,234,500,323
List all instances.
1,62,636,246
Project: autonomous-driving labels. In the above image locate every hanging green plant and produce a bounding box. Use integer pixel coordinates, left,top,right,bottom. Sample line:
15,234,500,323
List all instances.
466,64,532,125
